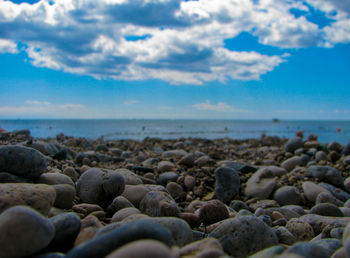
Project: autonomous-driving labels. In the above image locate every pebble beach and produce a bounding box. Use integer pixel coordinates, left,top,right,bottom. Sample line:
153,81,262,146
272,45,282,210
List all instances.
1,129,350,258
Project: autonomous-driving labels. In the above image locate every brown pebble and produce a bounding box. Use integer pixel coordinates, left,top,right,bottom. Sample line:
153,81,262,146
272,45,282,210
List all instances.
199,199,229,226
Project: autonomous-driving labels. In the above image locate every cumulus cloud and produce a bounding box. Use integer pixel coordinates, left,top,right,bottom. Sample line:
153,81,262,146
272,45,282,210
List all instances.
123,100,138,105
194,101,248,113
0,0,348,84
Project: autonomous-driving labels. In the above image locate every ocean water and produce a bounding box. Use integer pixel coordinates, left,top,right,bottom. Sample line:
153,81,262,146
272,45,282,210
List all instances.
0,119,349,144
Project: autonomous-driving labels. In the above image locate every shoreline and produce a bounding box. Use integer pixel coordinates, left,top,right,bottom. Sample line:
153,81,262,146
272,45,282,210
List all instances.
1,129,350,257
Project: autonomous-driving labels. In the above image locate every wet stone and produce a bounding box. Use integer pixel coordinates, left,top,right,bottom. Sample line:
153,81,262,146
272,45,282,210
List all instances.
214,167,240,203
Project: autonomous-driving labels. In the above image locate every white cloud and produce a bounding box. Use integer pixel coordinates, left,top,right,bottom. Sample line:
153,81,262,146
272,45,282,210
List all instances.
194,101,248,113
0,0,348,84
0,100,86,118
123,100,138,105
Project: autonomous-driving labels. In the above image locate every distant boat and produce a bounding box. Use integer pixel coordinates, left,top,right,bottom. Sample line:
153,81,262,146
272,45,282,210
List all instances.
272,118,280,123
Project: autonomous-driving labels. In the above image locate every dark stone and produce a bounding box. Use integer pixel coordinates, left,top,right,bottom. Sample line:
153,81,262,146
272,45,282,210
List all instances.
139,191,180,217
157,172,179,186
310,203,344,217
53,148,68,161
199,199,229,225
285,137,304,153
0,145,46,179
131,166,154,173
0,172,32,183
313,239,343,257
307,166,344,187
229,200,252,212
209,215,278,258
285,242,330,258
214,167,240,203
319,183,350,202
65,220,173,258
224,162,257,173
46,213,81,252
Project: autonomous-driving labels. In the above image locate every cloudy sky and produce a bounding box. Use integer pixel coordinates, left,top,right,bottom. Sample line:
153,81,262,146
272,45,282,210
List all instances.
0,0,349,119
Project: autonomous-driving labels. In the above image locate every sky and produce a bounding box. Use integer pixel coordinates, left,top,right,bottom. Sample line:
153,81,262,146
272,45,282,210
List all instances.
0,0,349,120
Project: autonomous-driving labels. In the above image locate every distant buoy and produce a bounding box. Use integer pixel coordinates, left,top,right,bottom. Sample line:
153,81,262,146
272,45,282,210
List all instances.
337,128,342,133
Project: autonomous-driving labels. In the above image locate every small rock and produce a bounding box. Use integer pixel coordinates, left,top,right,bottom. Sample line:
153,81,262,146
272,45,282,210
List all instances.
115,168,142,185
111,207,141,223
328,141,343,152
0,183,56,215
275,226,296,245
178,237,224,258
285,242,329,258
313,238,343,257
121,185,150,208
179,153,196,167
209,215,278,257
184,175,195,190
199,199,229,225
302,181,330,204
47,213,81,252
0,206,55,258
285,137,304,153
139,191,180,217
37,172,75,187
229,200,251,212
157,161,175,173
281,156,302,171
214,167,240,203
0,172,31,183
344,177,350,194
224,162,257,173
0,145,47,179
273,186,301,206
307,166,344,187
106,240,173,258
53,184,76,209
315,151,329,162
62,167,79,182
166,182,186,201
300,214,350,235
66,220,174,258
286,218,315,241
319,183,350,202
311,203,344,217
316,191,344,207
157,172,178,185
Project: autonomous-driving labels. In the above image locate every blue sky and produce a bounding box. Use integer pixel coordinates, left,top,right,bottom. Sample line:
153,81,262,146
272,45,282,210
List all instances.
0,0,349,119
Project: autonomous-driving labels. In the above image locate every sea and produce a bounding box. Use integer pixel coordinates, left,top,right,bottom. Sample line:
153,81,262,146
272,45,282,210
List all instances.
0,119,349,144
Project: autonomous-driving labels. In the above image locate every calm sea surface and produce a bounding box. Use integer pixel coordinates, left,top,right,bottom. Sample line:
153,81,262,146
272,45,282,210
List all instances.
0,119,349,144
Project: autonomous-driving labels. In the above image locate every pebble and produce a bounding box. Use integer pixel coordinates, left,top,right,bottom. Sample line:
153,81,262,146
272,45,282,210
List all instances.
0,206,55,258
77,168,125,207
224,162,257,173
302,181,330,204
111,207,141,223
308,166,344,187
285,218,315,241
229,200,251,212
106,240,173,258
315,151,329,162
0,145,47,179
209,215,278,257
344,177,350,193
284,242,329,258
281,156,302,171
62,167,79,182
66,220,174,258
161,149,187,159
0,183,56,215
179,153,196,167
328,141,343,152
199,199,229,225
53,184,76,209
184,175,195,190
311,203,344,217
178,237,224,258
0,172,31,183
139,191,180,217
157,161,175,173
245,167,279,199
313,238,343,257
115,168,142,185
319,183,350,202
121,185,150,208
275,226,296,245
214,167,240,203
47,213,81,252
300,214,350,235
273,186,301,206
157,172,179,185
285,137,304,153
316,191,344,207
166,182,186,201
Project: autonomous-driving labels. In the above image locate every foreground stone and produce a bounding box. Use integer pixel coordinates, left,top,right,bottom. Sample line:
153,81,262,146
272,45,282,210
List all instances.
0,206,55,258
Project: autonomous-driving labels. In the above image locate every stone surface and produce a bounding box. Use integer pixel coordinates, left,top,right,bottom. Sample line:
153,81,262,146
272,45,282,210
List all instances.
311,203,344,217
199,199,229,225
37,173,75,187
209,215,278,258
157,172,179,185
273,186,301,206
214,167,240,203
47,213,81,252
139,191,180,217
77,168,125,207
115,168,142,185
302,181,330,204
66,220,174,258
53,184,76,209
106,240,173,258
300,214,350,235
0,206,55,258
285,242,329,258
307,166,344,187
0,183,56,215
121,185,150,208
178,237,224,258
319,183,350,202
0,172,31,183
286,218,315,241
275,226,296,245
111,207,141,223
0,145,47,179
157,161,175,173
285,137,304,153
281,156,302,171
316,191,344,207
